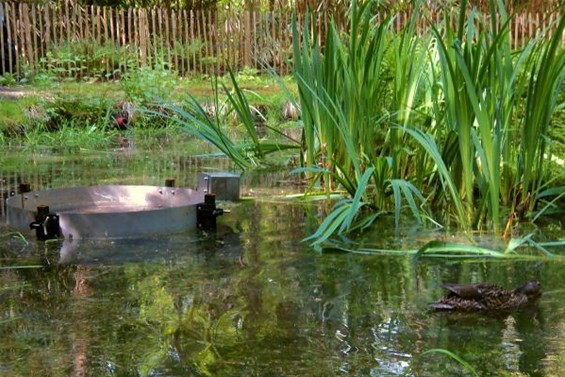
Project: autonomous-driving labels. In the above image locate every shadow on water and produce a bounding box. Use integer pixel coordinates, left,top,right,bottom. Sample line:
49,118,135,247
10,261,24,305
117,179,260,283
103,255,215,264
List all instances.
1,147,565,376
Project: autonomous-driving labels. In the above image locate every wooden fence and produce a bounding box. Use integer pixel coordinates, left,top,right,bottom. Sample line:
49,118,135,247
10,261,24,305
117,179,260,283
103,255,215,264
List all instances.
0,1,563,79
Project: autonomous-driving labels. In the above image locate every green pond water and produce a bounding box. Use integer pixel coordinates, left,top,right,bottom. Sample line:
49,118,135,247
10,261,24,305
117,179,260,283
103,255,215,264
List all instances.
1,143,565,376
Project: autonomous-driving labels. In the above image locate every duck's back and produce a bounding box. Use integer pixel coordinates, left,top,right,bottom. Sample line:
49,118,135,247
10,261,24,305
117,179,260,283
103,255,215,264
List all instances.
442,283,504,299
431,282,537,312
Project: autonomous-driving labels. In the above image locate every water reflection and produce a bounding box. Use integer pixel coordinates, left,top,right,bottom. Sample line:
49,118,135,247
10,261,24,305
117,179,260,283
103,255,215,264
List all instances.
1,148,565,376
2,202,564,376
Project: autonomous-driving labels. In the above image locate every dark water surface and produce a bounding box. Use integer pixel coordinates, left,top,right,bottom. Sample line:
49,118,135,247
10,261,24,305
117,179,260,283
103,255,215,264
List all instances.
1,145,565,376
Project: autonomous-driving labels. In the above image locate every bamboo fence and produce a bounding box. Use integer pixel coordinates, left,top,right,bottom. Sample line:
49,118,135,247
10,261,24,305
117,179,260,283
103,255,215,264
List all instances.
0,1,563,79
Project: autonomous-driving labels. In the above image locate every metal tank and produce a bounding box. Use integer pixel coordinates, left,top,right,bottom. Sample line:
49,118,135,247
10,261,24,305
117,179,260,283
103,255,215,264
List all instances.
5,173,240,240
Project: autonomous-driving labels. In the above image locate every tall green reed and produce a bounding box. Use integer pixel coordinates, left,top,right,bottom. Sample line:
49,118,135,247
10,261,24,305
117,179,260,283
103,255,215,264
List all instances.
299,0,564,245
156,71,298,170
518,12,565,216
295,1,432,244
149,0,564,249
423,0,565,232
293,1,389,192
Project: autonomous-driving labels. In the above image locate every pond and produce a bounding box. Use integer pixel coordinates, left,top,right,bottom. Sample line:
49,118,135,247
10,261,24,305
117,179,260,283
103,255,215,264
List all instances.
1,141,565,376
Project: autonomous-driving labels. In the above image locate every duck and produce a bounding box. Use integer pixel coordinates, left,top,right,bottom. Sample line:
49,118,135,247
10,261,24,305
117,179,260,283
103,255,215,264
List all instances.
429,280,541,312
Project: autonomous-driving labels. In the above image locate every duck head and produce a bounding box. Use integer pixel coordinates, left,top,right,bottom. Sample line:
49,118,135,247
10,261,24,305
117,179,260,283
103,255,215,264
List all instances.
516,280,541,297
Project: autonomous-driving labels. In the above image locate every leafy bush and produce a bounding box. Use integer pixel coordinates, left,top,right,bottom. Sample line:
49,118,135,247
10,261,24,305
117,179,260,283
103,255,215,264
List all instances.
40,40,137,81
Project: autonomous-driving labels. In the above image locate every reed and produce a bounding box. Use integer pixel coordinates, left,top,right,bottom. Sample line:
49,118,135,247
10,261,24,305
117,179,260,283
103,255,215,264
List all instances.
152,0,564,250
421,349,479,377
422,0,565,232
296,0,565,245
294,1,435,245
157,72,299,170
429,0,520,231
518,12,565,216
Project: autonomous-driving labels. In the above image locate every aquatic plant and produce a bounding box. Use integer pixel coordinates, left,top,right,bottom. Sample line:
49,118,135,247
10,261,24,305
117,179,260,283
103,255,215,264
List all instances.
294,1,433,246
0,231,28,245
421,349,480,377
424,0,565,233
320,234,565,259
294,0,565,246
156,70,299,170
122,0,565,250
118,0,565,251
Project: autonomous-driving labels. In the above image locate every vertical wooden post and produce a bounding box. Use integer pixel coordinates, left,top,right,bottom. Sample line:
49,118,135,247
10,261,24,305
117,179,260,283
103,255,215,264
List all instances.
157,8,164,66
202,10,211,74
63,0,71,76
133,7,139,70
113,7,121,76
151,8,158,69
528,11,533,46
108,6,116,77
46,4,54,69
81,5,88,77
251,10,257,70
194,9,201,73
139,8,147,68
282,10,289,73
270,9,276,72
127,6,133,69
181,9,187,74
278,9,284,75
9,3,18,77
208,9,216,74
183,9,190,74
173,9,179,74
512,14,517,50
91,5,96,63
22,3,34,77
223,10,229,72
95,6,101,57
0,3,6,74
190,10,198,73
535,12,540,43
200,10,208,74
243,10,251,68
103,6,110,74
165,8,172,69
31,4,39,75
171,9,177,71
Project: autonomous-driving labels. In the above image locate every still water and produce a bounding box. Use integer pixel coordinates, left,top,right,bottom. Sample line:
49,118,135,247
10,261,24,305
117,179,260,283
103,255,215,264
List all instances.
1,142,565,376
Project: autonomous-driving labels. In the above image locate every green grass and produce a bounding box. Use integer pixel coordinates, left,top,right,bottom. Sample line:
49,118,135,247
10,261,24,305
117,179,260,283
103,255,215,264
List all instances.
22,71,290,101
420,349,480,377
0,70,296,151
155,71,300,170
0,96,42,134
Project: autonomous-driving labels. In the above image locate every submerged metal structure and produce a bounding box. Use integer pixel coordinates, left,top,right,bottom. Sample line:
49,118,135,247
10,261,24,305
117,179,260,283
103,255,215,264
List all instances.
5,173,239,240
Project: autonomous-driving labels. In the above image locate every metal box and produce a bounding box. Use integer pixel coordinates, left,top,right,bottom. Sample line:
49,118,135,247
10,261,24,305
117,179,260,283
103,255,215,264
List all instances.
198,172,240,201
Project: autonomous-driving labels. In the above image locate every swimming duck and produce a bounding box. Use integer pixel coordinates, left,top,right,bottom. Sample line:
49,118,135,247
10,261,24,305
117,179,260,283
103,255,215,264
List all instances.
429,280,541,312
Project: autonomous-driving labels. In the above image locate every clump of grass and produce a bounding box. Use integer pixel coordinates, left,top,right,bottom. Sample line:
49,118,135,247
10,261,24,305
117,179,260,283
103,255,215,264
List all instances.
294,0,433,245
291,0,565,248
320,232,565,259
0,96,42,136
154,71,300,170
22,121,115,153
